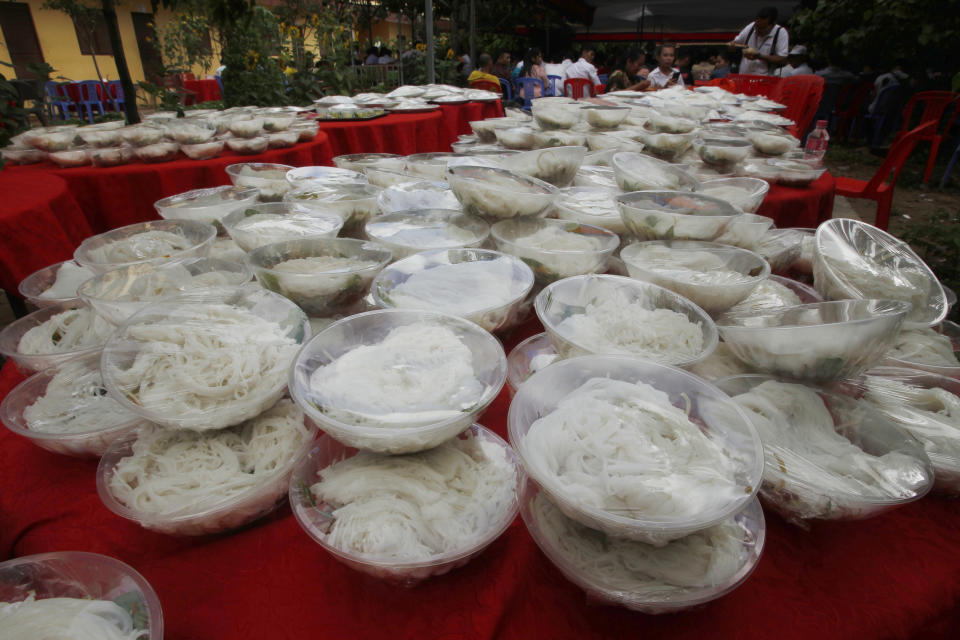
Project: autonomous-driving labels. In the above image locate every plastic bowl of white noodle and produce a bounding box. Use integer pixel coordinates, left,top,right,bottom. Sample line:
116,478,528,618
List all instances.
74,219,217,275
0,299,113,374
18,260,95,308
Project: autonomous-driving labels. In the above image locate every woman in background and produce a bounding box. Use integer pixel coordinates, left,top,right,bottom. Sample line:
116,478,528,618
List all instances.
519,47,550,97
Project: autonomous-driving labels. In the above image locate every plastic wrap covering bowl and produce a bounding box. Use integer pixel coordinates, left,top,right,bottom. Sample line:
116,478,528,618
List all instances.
180,140,225,160
0,551,163,638
755,227,815,277
90,146,135,167
617,191,743,243
813,218,947,329
498,146,587,188
372,248,534,333
858,366,960,492
100,286,310,431
365,164,416,188
0,351,140,457
377,180,461,214
225,163,296,202
288,424,520,584
221,202,344,252
78,257,252,326
490,218,619,284
693,136,752,168
712,214,776,250
404,152,461,180
531,100,583,130
717,299,911,382
154,185,259,225
493,126,538,150
49,149,91,168
364,209,489,260
745,130,801,156
508,355,763,544
553,187,626,235
247,238,390,316
283,184,381,237
573,165,620,190
333,152,403,172
534,274,718,366
506,332,560,397
226,136,268,155
698,177,770,214
715,374,934,523
286,165,369,188
621,240,770,315
289,309,505,453
636,130,698,161
25,128,78,151
447,165,558,220
741,158,826,186
96,406,318,535
584,105,631,130
520,481,765,613
135,142,180,163
74,219,217,275
0,147,47,164
469,117,523,143
881,321,960,378
610,152,700,193
18,260,95,308
0,300,113,374
531,130,588,149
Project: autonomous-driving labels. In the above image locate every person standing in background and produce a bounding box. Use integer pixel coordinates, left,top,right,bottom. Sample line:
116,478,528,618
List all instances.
730,6,789,76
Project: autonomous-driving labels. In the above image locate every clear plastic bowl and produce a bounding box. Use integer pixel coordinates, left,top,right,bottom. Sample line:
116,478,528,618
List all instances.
228,116,264,138
181,140,225,160
493,126,538,150
372,248,534,333
135,142,180,163
490,218,619,284
226,136,268,155
74,219,217,275
404,152,461,180
508,354,763,544
78,257,252,325
167,122,216,145
376,179,461,214
637,129,698,161
154,185,260,225
49,148,91,168
741,158,826,186
584,105,631,129
364,208,489,259
284,183,382,237
120,125,164,147
813,218,947,328
0,551,163,638
755,227,814,276
221,202,344,252
520,481,765,614
1,147,47,164
100,286,310,430
882,321,960,378
745,130,800,156
532,130,587,149
289,309,506,453
621,240,771,314
693,136,753,167
247,238,391,316
717,299,912,382
18,260,95,308
698,177,770,213
333,152,402,172
365,164,415,188
553,187,626,234
286,165,368,187
26,129,78,151
96,410,318,536
531,101,582,130
288,424,520,584
506,332,559,396
90,146,135,167
498,146,587,188
447,165,558,220
716,374,934,522
713,213,776,250
225,163,295,202
611,152,700,192
617,191,744,243
78,127,124,147
647,112,699,134
534,274,718,365
573,165,620,190
0,300,112,374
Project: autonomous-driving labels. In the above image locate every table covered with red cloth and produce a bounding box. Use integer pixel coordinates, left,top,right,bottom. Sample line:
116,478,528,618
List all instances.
315,109,450,158
1,319,960,640
0,171,92,295
758,172,837,229
4,133,334,234
437,100,503,145
183,79,222,104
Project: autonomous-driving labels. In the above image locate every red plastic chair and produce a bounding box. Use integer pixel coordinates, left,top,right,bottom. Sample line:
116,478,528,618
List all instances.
726,74,783,99
594,83,606,95
891,90,960,184
779,74,824,140
832,81,874,140
707,77,736,93
834,121,936,230
563,77,595,99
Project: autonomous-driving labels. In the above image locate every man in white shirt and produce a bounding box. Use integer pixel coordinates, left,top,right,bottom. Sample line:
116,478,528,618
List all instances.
730,6,789,76
778,45,813,76
647,43,684,89
564,47,601,87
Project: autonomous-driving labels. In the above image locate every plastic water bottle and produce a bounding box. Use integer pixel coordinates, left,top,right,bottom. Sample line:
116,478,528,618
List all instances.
804,120,830,164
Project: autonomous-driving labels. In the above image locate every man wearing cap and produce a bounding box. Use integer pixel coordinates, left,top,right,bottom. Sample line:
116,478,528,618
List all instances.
729,6,789,76
779,45,813,77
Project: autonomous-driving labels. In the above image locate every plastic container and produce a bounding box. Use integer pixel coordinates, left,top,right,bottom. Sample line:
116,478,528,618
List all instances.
493,126,538,150
18,260,95,308
755,227,814,276
693,136,753,168
288,424,520,584
698,177,770,213
228,116,264,138
553,187,626,235
289,309,506,453
715,274,824,325
372,248,534,333
226,136,268,155
621,240,771,314
584,105,631,129
741,158,826,186
77,257,252,325
498,146,588,188
333,152,403,172
508,355,763,544
610,152,700,192
813,218,947,328
535,274,718,365
520,481,765,614
506,332,560,396
882,321,960,378
247,238,391,316
0,351,140,457
532,130,587,149
531,100,582,130
745,130,800,156
0,551,163,638
225,163,295,202
803,120,830,163
713,213,776,250
220,202,344,252
181,140,225,160
135,141,180,163
154,185,260,225
404,152,461,180
717,299,912,382
364,209,489,259
100,286,310,431
90,145,134,167
286,165,368,188
376,179,461,214
490,218,619,284
572,165,620,190
284,183,382,237
74,219,217,275
617,191,741,243
49,148,91,168
716,374,933,523
447,165,558,220
0,300,113,374
97,405,318,535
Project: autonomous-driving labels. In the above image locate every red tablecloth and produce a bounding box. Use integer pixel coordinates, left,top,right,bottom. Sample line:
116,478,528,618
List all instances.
758,172,837,228
183,79,222,104
316,110,448,158
437,100,503,146
2,321,960,640
5,133,334,234
0,171,92,294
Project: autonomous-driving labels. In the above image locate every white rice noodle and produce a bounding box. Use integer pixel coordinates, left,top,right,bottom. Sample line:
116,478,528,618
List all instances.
0,595,146,640
24,360,135,434
18,308,113,355
885,328,959,367
39,262,96,299
385,258,519,316
89,230,191,264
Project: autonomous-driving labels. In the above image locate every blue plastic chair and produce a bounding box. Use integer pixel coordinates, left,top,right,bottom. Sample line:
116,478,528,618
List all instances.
547,74,562,97
499,77,513,101
76,80,106,123
106,80,125,113
940,139,960,187
45,81,72,120
598,73,609,85
514,77,546,111
215,74,224,99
